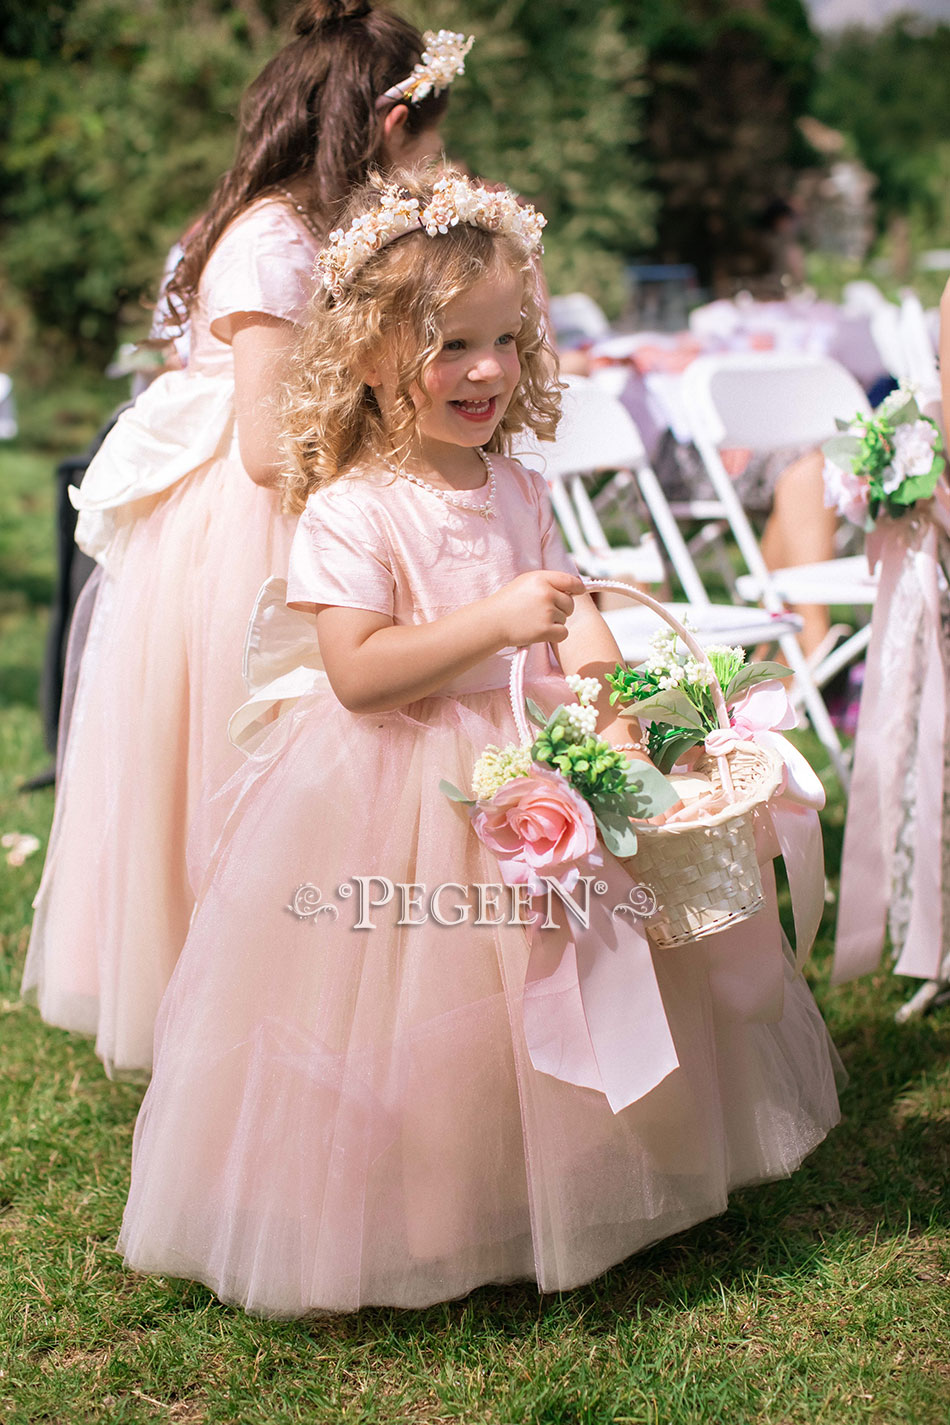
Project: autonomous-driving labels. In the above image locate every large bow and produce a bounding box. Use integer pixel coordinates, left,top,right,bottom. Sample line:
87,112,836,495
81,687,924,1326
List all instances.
70,369,235,574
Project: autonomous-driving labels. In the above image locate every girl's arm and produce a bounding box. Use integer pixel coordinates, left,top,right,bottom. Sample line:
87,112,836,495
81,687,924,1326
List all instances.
315,569,585,714
232,313,298,488
556,594,652,763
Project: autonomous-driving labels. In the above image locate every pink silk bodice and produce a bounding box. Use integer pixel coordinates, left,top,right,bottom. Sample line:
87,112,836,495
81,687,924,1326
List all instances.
286,457,579,693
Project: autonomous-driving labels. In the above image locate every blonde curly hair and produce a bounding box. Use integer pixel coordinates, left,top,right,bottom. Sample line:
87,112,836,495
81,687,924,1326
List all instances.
281,166,561,514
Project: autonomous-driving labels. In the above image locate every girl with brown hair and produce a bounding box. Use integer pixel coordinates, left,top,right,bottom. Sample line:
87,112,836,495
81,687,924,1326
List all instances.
23,2,469,1079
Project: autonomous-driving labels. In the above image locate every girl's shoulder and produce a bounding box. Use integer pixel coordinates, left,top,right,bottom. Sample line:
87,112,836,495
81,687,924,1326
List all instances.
300,468,397,525
200,196,321,333
495,452,554,507
208,197,319,270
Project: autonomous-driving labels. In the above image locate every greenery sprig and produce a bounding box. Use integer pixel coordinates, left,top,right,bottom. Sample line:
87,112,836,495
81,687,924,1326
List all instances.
606,636,792,774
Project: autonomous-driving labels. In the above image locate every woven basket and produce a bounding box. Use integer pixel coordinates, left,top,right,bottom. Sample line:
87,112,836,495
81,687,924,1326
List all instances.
508,579,784,949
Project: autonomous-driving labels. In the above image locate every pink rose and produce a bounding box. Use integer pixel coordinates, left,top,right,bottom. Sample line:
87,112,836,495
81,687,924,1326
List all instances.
471,766,600,894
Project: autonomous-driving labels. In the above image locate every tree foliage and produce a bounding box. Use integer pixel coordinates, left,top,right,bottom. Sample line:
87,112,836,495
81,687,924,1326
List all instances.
0,0,286,364
404,0,655,315
1,0,654,365
811,17,950,232
626,0,818,289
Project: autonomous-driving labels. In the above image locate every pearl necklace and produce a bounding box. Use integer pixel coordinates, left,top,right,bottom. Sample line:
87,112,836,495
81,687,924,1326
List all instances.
386,447,497,520
279,188,322,242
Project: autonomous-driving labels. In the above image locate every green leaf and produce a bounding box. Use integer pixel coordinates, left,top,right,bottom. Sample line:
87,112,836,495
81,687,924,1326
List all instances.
616,689,708,731
525,698,548,728
652,732,703,774
439,779,475,806
621,761,681,815
886,462,942,507
822,433,863,468
593,808,639,858
875,393,918,425
724,661,794,700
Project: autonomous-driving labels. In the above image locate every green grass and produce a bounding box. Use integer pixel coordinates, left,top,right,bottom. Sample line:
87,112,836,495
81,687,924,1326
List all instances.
1,391,948,1424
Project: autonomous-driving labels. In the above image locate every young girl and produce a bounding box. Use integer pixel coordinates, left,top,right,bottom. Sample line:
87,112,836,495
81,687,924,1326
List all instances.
117,170,841,1316
22,1,468,1078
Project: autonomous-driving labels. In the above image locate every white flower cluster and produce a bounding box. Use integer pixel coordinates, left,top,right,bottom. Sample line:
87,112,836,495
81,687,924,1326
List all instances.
420,175,547,250
382,30,474,106
877,383,917,422
560,675,601,737
564,674,601,707
642,630,730,692
472,742,532,801
315,175,546,298
881,419,939,494
563,703,599,739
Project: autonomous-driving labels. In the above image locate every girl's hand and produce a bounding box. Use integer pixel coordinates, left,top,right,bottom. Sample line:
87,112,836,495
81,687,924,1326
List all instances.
489,570,586,647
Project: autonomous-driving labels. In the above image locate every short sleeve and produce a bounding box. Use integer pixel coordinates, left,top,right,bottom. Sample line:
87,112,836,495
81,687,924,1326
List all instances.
202,202,318,345
520,463,580,577
286,489,396,617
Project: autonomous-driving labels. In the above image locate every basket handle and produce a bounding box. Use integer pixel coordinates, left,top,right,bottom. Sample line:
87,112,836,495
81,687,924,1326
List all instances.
508,577,736,799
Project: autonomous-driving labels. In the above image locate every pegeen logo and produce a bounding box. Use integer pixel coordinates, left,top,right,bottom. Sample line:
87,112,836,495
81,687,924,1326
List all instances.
287,876,658,932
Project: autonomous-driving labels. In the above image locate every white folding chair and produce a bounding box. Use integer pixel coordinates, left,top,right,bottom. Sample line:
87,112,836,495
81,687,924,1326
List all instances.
0,373,16,441
869,300,908,383
898,291,940,398
681,352,877,786
842,280,892,316
515,377,804,664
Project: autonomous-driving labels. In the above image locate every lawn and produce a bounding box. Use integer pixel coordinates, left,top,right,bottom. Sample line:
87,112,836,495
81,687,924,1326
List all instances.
0,387,948,1425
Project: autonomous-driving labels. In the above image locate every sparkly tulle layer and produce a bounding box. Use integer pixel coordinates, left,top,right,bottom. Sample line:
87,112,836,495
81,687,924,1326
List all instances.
22,455,295,1077
118,682,841,1316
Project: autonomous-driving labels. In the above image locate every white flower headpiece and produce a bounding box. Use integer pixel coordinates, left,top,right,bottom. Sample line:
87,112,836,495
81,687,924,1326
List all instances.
376,30,474,109
315,174,547,298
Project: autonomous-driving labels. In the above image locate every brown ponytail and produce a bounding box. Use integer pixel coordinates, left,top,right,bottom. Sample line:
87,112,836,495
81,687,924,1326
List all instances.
165,0,448,328
295,1,374,29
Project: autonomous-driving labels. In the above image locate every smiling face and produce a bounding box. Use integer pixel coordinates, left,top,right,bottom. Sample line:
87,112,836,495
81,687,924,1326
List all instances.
407,265,525,467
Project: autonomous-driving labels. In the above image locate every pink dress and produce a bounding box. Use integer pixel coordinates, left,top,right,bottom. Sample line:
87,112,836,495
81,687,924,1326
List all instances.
22,199,319,1078
118,458,841,1316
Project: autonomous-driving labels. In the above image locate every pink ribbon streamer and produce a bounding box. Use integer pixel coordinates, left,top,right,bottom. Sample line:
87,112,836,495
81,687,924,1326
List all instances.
521,862,679,1115
714,683,826,976
834,507,949,983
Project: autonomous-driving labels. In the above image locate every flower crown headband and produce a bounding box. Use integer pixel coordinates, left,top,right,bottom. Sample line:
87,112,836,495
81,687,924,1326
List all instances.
375,29,474,110
315,174,547,299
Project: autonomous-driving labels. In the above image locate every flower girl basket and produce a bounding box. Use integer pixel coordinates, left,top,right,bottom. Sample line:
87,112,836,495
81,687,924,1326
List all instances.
509,579,785,948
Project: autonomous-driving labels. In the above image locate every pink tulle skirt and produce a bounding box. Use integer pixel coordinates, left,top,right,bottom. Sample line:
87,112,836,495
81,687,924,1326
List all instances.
118,681,841,1316
22,454,295,1077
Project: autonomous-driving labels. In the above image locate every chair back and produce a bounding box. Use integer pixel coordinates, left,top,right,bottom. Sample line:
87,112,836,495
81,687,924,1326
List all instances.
517,375,650,479
517,378,713,602
681,351,870,451
898,292,940,396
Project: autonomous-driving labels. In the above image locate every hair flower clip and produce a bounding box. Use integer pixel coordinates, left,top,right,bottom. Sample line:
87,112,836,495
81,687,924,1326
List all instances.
377,29,475,109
